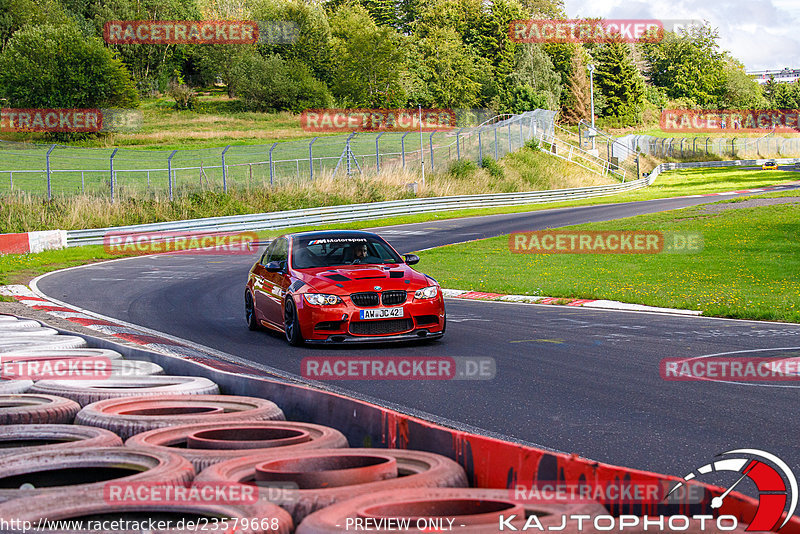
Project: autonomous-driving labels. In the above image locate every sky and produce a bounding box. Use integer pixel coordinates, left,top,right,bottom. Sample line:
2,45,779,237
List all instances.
565,0,800,71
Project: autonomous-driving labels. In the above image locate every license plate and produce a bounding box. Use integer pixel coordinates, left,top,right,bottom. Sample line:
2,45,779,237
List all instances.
360,308,404,320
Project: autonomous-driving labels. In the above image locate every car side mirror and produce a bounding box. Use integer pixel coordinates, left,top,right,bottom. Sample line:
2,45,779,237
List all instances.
265,261,284,272
404,254,420,265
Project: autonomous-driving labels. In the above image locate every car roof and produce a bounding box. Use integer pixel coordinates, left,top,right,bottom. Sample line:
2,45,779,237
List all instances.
287,230,381,240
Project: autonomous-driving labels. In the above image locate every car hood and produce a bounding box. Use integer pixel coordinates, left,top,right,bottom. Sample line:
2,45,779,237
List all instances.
297,264,432,294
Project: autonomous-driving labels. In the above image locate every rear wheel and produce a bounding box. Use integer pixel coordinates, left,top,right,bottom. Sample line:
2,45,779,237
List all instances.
284,297,304,346
245,290,259,331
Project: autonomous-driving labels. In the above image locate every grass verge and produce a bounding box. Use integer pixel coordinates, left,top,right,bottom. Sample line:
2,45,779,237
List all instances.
417,194,800,322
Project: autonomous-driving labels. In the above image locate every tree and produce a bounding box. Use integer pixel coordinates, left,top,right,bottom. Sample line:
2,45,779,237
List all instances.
231,51,332,112
591,41,645,124
642,25,726,107
561,52,590,124
90,0,201,93
0,22,138,108
495,43,561,112
718,59,767,109
0,0,71,50
328,4,407,107
404,27,484,108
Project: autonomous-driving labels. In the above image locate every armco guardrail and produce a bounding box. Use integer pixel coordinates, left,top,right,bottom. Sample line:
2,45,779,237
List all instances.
65,178,650,246
54,156,800,247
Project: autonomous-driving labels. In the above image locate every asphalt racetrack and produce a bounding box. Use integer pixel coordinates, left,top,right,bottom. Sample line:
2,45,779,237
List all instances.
37,186,800,480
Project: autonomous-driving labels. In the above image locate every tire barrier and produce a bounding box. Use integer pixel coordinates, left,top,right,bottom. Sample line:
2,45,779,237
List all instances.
2,348,125,360
1,328,59,337
0,424,123,457
29,376,220,406
0,490,294,534
0,380,34,394
295,487,610,533
75,395,286,440
196,448,469,525
0,319,43,331
0,336,88,353
1,357,163,381
126,421,348,471
0,394,81,424
0,447,194,503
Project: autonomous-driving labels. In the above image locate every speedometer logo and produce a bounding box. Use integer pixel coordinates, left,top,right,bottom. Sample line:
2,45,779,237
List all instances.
666,449,797,531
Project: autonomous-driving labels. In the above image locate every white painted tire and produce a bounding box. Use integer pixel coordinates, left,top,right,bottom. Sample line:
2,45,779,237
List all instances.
29,376,220,406
1,348,124,360
0,336,88,353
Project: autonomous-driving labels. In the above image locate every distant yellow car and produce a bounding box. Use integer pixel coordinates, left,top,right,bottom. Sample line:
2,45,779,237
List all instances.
762,161,778,170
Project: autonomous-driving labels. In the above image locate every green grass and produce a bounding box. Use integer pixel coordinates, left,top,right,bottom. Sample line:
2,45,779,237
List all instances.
0,246,121,286
416,197,800,322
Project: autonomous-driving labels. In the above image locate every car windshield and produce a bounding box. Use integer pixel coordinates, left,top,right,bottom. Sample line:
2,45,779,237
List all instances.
291,235,403,269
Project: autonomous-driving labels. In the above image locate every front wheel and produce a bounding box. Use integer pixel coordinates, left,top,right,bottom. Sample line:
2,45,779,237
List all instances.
284,297,304,346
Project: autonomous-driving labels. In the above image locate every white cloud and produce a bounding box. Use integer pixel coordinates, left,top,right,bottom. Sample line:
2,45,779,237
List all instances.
565,0,800,70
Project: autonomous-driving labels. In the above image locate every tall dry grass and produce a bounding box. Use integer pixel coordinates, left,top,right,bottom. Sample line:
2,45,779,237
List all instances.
0,147,615,233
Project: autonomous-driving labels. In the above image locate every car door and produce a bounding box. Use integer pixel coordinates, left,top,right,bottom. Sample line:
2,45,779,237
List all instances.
262,237,290,326
250,242,275,326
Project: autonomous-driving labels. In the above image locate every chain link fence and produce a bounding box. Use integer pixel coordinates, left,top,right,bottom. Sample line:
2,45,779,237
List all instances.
0,110,558,200
618,134,800,160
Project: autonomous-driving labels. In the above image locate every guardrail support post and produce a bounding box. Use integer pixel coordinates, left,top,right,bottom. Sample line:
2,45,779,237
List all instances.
46,144,56,200
110,148,119,203
269,142,277,186
309,137,318,180
375,132,383,172
429,130,436,172
167,149,177,201
221,145,230,193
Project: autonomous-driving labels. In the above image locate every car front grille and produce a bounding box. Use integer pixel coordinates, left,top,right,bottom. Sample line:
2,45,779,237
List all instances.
349,318,414,335
350,292,380,307
381,290,407,306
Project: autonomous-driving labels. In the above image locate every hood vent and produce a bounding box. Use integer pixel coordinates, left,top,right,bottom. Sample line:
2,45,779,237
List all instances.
323,273,351,282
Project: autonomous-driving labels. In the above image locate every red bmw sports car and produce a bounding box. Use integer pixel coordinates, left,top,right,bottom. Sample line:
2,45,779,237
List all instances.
245,230,446,345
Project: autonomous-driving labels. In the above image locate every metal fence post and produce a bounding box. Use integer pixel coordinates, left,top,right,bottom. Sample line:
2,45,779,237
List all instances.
375,132,383,172
401,132,410,167
110,148,118,203
731,138,735,156
508,123,512,152
46,144,56,200
221,145,230,192
309,137,318,180
167,150,177,201
706,138,709,155
9,171,12,191
478,130,483,164
494,126,499,160
269,142,277,186
428,130,436,172
455,129,463,160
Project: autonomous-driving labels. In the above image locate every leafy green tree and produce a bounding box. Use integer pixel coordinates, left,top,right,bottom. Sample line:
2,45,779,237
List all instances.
404,27,484,108
90,0,201,93
717,59,767,109
768,82,800,109
328,4,407,107
642,26,726,107
0,0,71,50
231,51,332,112
591,41,645,123
0,22,138,108
494,43,561,113
252,0,333,83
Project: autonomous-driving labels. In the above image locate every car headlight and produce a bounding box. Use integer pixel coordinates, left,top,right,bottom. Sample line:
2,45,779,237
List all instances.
303,293,342,306
414,286,439,299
